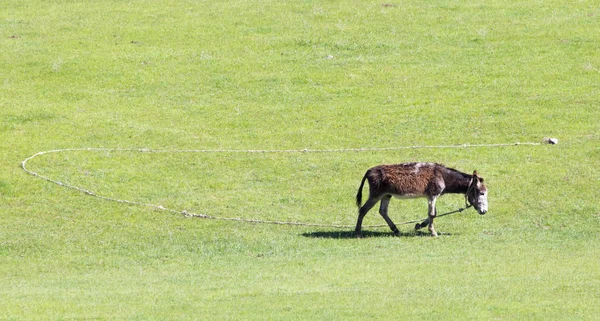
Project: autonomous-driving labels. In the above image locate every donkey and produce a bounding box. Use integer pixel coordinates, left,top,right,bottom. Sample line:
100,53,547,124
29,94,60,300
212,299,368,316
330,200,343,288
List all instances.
355,162,487,237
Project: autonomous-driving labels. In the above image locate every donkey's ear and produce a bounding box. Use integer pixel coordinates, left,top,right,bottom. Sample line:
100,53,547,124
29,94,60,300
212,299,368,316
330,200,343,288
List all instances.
473,170,479,177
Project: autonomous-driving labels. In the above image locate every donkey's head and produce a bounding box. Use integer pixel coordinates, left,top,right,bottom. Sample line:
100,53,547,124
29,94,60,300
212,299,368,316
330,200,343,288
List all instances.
467,171,488,215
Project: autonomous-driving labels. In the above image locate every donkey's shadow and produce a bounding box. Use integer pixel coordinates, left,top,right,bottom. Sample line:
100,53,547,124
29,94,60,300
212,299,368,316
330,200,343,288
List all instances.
301,230,455,239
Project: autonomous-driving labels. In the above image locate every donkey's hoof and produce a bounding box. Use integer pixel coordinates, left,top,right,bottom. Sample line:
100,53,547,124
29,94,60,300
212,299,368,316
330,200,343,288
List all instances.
355,233,363,238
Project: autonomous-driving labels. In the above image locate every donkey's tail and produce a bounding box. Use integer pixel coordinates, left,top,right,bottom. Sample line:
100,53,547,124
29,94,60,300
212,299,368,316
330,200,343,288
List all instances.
356,172,369,208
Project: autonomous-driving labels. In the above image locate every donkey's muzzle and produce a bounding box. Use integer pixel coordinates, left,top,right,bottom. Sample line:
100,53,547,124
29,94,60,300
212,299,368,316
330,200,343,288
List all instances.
478,209,487,215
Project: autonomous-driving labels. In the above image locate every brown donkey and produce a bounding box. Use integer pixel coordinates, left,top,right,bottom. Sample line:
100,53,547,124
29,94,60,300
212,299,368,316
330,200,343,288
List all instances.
355,162,487,237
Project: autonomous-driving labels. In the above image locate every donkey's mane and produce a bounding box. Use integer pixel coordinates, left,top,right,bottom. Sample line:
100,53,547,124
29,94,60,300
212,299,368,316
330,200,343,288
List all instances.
442,165,472,179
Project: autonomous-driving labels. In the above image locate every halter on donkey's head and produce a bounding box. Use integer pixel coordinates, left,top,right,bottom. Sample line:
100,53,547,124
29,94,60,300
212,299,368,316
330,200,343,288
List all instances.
465,171,488,215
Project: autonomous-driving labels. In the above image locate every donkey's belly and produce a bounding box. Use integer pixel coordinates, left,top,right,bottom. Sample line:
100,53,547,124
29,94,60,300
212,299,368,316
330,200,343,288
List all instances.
391,193,426,199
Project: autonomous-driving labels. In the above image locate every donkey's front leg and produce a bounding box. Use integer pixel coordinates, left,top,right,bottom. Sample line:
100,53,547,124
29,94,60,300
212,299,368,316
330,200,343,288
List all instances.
415,218,429,231
427,196,438,237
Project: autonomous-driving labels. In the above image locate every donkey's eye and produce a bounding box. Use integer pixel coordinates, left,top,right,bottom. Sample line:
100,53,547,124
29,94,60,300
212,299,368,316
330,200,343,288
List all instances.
479,192,485,196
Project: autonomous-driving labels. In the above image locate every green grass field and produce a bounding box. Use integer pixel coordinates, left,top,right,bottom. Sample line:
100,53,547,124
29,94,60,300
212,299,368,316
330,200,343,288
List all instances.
2,0,599,319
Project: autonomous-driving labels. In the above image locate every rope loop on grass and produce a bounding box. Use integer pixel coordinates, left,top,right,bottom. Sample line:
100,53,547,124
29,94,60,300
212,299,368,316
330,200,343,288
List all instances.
21,141,550,229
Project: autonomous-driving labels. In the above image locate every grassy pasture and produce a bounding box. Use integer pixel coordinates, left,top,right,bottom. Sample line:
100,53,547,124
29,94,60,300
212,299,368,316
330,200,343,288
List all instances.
1,0,599,319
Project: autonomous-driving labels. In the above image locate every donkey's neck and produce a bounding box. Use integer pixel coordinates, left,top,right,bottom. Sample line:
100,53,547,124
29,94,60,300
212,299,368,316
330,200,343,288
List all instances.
442,168,472,194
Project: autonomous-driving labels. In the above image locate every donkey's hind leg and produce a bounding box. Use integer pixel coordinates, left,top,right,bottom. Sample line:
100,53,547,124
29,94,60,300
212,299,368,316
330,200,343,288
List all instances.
355,197,380,238
379,195,400,235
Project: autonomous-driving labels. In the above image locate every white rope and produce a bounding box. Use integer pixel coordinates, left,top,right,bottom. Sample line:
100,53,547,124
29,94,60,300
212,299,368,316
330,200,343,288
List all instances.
21,141,542,156
20,141,547,228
